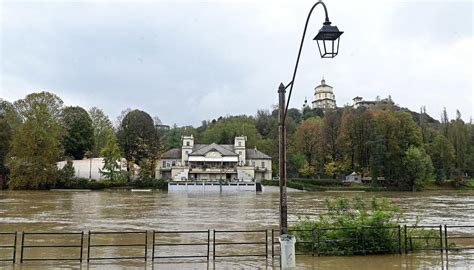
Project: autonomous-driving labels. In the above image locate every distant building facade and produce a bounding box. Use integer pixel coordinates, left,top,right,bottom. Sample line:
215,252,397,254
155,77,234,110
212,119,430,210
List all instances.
156,135,272,182
312,78,336,109
352,95,394,109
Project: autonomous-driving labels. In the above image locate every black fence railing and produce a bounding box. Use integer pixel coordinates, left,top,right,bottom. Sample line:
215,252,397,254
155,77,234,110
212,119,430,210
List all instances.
445,225,474,253
2,225,474,264
152,230,210,261
20,232,83,262
404,225,443,254
213,230,268,259
0,232,17,263
87,231,147,262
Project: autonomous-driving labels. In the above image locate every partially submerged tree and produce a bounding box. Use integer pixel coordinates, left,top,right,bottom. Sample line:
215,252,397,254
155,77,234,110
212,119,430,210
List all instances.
7,95,62,189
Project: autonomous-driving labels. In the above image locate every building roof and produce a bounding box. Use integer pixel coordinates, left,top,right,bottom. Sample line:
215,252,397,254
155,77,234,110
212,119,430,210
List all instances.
162,144,272,160
315,78,333,90
189,143,238,156
246,148,271,159
162,148,181,159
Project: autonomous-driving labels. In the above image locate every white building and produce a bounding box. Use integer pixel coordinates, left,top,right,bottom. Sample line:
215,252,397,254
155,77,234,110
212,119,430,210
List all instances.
352,95,394,109
156,135,272,182
312,78,336,109
57,158,128,180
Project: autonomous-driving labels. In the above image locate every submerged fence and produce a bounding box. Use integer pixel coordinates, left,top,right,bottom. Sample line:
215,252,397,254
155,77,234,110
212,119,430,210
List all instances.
1,225,473,264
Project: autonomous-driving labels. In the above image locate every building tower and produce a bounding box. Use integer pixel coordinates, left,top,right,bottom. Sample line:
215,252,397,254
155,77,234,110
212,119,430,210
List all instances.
181,135,194,166
234,136,246,166
312,77,336,109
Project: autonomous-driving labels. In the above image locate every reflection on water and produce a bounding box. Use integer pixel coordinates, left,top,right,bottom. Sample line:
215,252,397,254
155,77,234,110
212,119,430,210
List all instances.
0,189,473,269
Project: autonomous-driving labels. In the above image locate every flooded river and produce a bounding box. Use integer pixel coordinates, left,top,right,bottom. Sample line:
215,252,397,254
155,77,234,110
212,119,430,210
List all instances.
0,188,473,269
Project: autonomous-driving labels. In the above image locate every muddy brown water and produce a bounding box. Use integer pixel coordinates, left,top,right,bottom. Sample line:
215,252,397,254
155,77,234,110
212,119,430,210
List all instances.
0,188,473,269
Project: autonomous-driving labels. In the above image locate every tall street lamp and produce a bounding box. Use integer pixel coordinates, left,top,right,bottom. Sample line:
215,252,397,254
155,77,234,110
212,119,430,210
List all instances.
278,0,342,266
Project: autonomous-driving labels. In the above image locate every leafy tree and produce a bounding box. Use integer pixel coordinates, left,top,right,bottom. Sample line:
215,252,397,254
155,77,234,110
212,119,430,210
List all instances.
7,98,62,189
293,117,323,168
428,134,455,181
89,107,114,157
298,161,317,178
402,146,434,191
117,109,159,171
450,110,469,173
323,110,342,161
57,159,76,187
14,91,63,121
61,106,95,159
0,99,21,132
0,115,12,182
200,115,262,147
100,129,125,183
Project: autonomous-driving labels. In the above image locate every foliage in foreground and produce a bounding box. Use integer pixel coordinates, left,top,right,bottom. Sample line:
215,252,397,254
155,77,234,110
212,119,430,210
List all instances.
291,196,446,255
291,196,409,255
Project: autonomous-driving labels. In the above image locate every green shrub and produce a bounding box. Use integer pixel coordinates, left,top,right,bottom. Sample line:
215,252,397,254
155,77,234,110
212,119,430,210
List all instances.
291,196,403,255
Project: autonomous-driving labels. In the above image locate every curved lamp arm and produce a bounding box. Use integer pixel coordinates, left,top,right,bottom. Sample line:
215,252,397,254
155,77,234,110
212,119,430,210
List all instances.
283,0,330,122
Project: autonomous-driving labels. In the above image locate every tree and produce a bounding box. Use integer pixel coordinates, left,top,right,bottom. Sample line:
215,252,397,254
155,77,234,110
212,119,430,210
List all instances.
293,117,323,169
61,106,94,159
428,134,455,182
0,115,12,182
450,110,469,173
14,91,63,121
402,146,433,191
89,107,113,157
117,109,159,169
100,129,126,184
323,110,342,161
200,115,263,147
7,98,62,189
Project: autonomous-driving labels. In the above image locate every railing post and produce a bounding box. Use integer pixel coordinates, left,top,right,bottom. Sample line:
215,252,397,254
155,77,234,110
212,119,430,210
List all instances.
213,230,216,260
438,225,443,253
404,225,407,254
409,236,413,252
87,230,91,263
80,231,84,262
398,225,401,255
444,225,448,254
144,230,148,261
317,228,320,257
13,231,17,263
265,229,268,258
207,229,211,262
20,231,25,263
360,229,365,255
152,231,156,262
271,229,274,258
311,226,315,256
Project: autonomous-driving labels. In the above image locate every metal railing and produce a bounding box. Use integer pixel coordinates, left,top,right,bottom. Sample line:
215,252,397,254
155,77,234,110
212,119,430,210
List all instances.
0,232,17,263
444,225,474,253
213,230,268,259
87,231,147,262
152,230,210,261
0,225,472,264
20,232,83,262
404,225,443,253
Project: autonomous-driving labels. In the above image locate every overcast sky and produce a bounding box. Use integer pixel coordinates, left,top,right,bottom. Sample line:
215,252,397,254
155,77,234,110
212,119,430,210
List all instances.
1,0,472,126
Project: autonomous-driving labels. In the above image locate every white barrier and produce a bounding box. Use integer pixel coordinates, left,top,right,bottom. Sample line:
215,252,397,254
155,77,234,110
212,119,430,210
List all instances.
168,182,256,192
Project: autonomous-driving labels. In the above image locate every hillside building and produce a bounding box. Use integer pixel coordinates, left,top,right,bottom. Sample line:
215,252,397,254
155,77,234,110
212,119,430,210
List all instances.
312,78,336,109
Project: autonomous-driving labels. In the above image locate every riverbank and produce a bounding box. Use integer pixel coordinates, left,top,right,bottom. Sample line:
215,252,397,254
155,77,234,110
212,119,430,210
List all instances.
261,178,474,192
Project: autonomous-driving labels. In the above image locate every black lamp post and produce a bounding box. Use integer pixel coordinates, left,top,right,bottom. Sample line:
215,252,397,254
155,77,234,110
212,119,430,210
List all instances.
278,0,343,235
